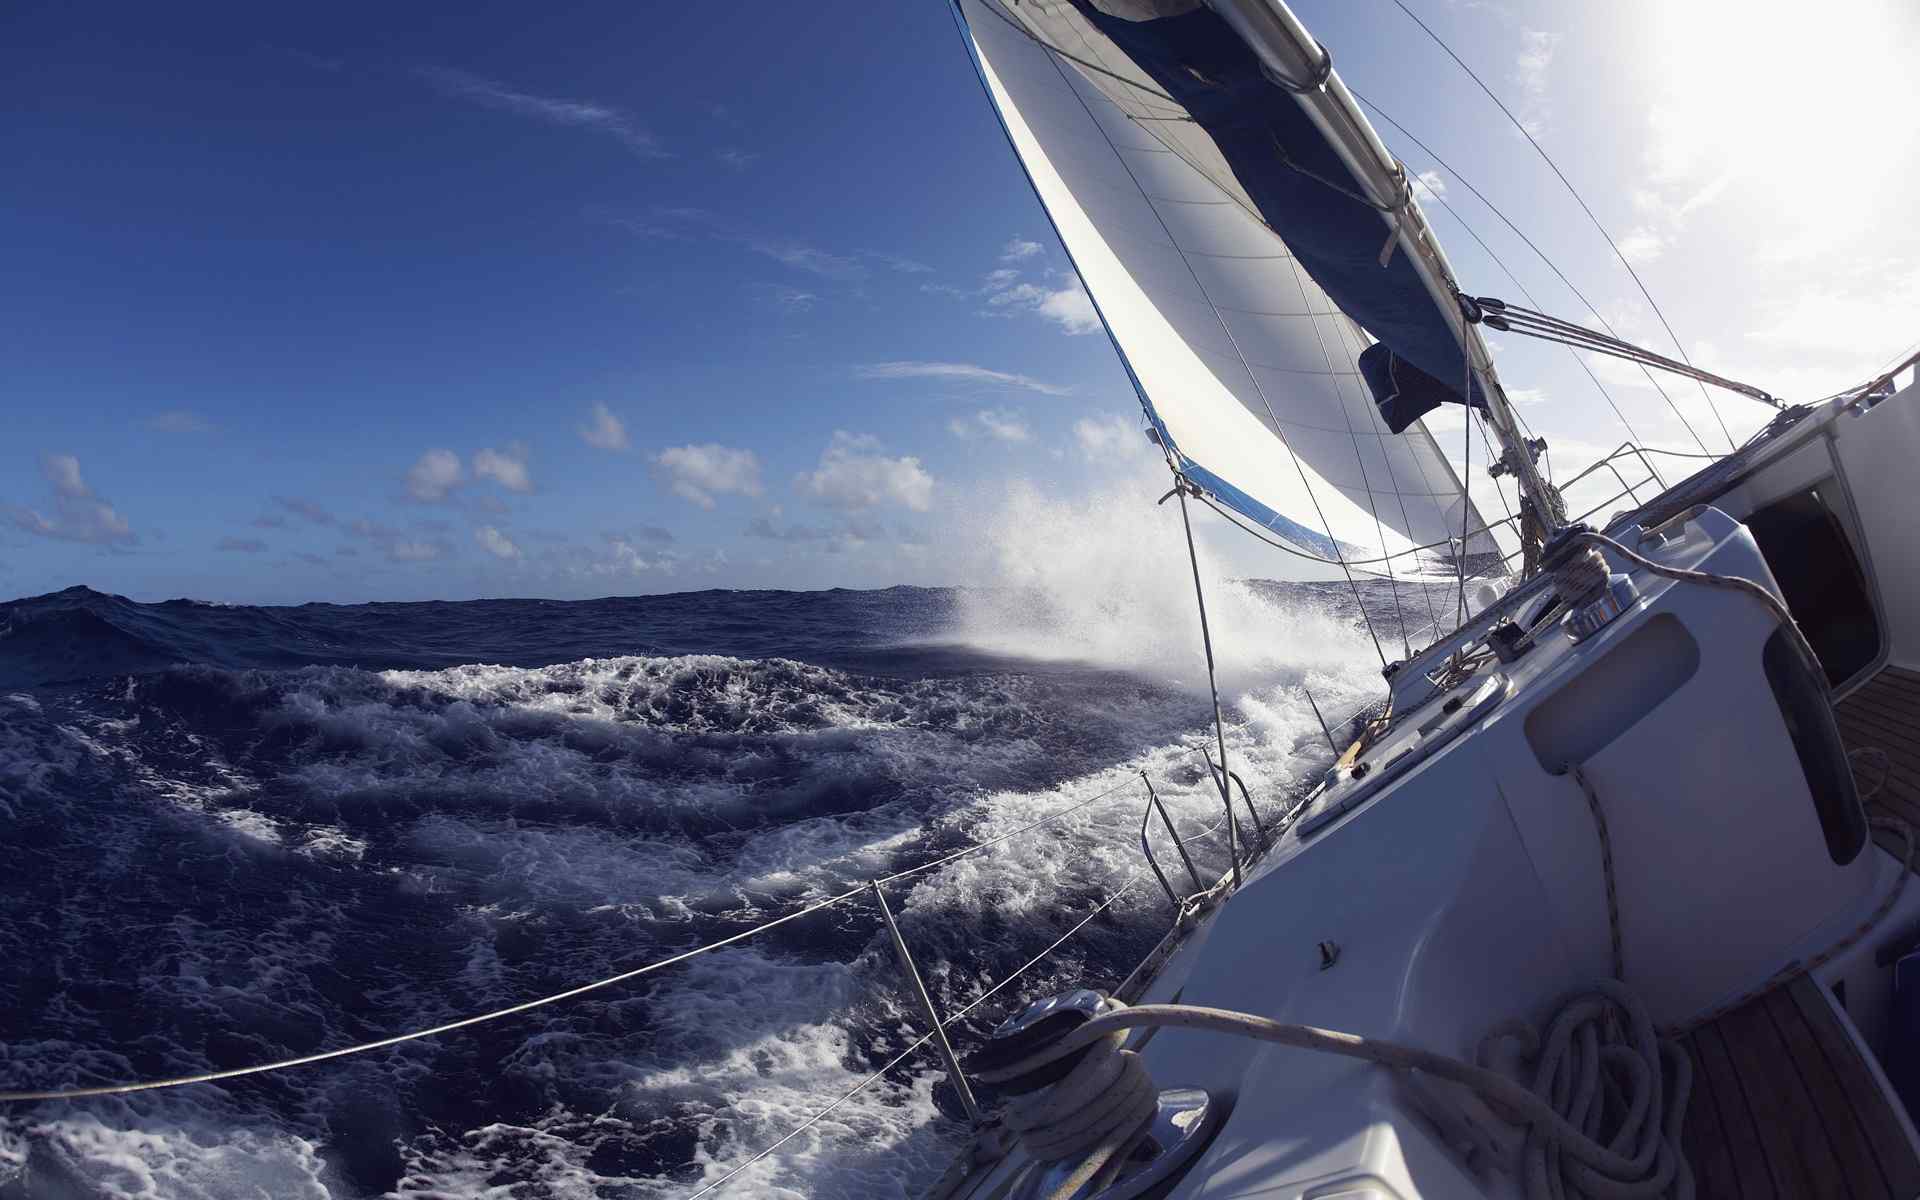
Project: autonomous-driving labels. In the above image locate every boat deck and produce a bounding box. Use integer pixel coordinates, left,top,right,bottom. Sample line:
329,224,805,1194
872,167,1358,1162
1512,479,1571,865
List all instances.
1838,665,1920,854
1681,974,1920,1198
1675,665,1920,1198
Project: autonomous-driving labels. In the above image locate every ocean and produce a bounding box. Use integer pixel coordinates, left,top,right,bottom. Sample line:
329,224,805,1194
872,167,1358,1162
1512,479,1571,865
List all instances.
0,569,1402,1198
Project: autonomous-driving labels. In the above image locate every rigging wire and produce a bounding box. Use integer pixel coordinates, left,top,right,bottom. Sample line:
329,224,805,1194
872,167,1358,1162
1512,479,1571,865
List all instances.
1455,349,1474,623
1384,0,1737,452
1030,16,1394,668
1404,167,1667,484
1350,91,1716,457
1475,299,1778,407
1173,483,1242,884
973,0,1531,644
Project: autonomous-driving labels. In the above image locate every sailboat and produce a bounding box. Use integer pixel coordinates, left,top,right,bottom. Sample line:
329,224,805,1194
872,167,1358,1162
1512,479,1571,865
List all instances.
916,1,1920,1197
2,5,1913,1197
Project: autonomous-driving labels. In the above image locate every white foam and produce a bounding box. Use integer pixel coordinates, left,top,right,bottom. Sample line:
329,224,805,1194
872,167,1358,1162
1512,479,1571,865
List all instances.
0,512,1388,1197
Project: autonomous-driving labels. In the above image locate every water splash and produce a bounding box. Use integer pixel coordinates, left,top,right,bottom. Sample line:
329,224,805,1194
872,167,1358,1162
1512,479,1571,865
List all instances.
946,471,1380,700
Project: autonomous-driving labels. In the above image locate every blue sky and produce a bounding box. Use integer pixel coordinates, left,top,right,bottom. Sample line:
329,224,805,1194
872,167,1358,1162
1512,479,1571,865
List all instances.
5,0,1915,603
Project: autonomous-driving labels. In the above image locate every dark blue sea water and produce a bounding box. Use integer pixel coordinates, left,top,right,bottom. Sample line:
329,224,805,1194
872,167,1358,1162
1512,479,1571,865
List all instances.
0,580,1386,1198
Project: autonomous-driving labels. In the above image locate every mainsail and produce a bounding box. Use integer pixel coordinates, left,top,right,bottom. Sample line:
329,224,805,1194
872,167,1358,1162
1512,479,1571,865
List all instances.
956,0,1508,581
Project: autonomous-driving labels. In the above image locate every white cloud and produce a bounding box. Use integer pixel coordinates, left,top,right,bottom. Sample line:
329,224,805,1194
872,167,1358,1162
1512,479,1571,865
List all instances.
753,283,819,311
1072,414,1148,461
143,409,214,433
1745,273,1920,359
8,454,137,545
579,403,629,451
1615,227,1665,264
1037,284,1100,335
948,409,1031,442
745,515,829,542
473,445,533,493
861,251,932,274
386,540,446,562
1001,238,1044,261
474,525,521,560
419,66,665,157
651,443,764,508
713,148,757,171
405,449,463,502
795,431,934,512
1512,31,1560,134
42,454,89,499
855,361,1069,396
747,238,863,280
276,496,336,526
602,534,669,575
1514,31,1559,96
1413,170,1447,201
977,267,1100,335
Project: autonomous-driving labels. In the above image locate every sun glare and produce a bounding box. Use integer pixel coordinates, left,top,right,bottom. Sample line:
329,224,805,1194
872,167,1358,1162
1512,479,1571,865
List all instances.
1643,0,1917,258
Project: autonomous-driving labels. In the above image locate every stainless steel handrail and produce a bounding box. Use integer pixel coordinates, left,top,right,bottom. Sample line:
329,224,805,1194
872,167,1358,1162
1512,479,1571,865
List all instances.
1206,753,1268,850
1139,771,1205,907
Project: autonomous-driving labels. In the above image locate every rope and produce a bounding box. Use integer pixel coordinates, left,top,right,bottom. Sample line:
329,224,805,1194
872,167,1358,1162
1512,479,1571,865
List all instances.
1555,532,1914,1035
1565,530,1820,675
1851,747,1891,803
973,996,1158,1198
979,985,1692,1200
1567,765,1626,982
0,765,1175,1105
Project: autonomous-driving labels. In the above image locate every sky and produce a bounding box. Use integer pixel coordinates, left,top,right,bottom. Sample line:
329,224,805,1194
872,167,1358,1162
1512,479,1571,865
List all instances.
4,0,1916,604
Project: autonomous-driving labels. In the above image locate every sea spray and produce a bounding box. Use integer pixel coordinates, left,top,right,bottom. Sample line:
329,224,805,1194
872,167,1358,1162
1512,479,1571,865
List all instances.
0,570,1380,1198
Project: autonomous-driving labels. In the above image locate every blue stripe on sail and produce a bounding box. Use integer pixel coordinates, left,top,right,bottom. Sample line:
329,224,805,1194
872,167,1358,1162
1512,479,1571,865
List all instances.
1076,2,1482,432
1176,457,1349,562
954,0,1355,568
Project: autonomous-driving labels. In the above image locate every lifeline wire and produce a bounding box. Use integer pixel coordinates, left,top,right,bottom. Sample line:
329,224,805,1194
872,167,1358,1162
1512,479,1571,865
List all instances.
691,873,1152,1199
0,762,1187,1104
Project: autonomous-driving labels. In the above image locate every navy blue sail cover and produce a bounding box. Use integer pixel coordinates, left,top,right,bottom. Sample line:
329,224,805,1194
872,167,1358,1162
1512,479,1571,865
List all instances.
1077,2,1484,432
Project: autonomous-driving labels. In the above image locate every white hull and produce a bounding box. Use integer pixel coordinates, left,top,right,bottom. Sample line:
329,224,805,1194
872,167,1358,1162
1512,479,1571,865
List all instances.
932,376,1920,1198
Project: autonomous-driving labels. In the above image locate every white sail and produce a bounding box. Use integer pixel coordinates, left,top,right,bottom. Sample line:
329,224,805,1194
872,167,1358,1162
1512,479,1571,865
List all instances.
959,0,1504,580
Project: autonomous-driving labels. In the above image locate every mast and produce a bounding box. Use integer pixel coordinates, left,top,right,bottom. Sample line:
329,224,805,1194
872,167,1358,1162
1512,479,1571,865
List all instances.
1206,0,1561,535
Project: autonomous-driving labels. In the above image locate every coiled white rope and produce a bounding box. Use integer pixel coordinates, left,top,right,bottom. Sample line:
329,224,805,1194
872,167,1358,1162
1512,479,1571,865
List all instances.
981,983,1693,1200
980,999,1157,1160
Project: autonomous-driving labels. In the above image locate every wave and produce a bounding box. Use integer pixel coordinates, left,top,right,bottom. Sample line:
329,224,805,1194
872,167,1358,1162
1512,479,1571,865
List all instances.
0,523,1387,1195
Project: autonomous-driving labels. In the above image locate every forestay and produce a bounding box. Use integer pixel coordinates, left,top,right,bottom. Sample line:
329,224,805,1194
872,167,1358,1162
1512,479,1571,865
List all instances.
957,0,1505,581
